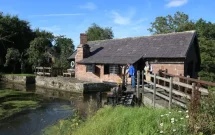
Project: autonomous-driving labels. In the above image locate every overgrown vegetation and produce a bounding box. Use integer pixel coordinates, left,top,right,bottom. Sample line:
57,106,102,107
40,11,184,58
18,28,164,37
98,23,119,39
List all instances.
0,89,41,121
188,88,215,134
43,106,191,135
72,106,190,135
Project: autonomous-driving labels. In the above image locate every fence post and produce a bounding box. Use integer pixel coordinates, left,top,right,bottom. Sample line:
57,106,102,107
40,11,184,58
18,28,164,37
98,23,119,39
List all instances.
96,91,102,108
142,70,144,91
179,74,182,91
185,75,190,94
169,77,173,109
43,67,45,76
137,71,140,100
191,83,196,100
164,69,167,87
142,70,144,103
153,74,157,108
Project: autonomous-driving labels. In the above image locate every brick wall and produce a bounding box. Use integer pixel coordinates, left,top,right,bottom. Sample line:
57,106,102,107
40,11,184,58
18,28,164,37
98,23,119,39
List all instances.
75,64,123,83
76,63,184,83
151,63,184,76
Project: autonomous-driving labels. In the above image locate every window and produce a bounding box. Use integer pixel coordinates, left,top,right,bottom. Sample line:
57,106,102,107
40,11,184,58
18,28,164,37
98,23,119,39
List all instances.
104,64,109,74
86,64,95,73
109,65,119,74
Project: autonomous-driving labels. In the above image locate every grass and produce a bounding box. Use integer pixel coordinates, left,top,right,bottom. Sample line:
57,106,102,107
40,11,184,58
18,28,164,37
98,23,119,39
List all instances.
0,89,33,98
43,106,190,135
0,89,40,121
4,74,35,76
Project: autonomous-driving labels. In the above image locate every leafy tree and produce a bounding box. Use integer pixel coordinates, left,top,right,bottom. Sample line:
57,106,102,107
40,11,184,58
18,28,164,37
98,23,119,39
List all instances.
148,12,191,34
54,36,74,68
148,12,215,82
4,48,21,73
27,29,54,68
0,13,34,72
86,23,114,41
195,19,215,82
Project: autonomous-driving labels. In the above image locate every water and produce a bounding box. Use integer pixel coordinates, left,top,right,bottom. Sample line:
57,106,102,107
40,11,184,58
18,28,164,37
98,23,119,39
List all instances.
0,82,104,135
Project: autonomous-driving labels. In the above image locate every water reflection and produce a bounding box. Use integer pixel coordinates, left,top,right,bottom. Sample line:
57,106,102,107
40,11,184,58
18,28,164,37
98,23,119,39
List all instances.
0,81,106,135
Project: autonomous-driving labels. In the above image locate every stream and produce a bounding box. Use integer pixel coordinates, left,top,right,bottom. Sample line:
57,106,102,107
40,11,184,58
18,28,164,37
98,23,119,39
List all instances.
0,81,104,135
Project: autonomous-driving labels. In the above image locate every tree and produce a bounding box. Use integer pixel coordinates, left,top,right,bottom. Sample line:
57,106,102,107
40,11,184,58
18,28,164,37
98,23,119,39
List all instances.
4,48,21,73
148,12,215,82
148,12,191,34
27,29,54,68
195,19,215,82
86,23,114,41
54,36,74,68
0,13,34,72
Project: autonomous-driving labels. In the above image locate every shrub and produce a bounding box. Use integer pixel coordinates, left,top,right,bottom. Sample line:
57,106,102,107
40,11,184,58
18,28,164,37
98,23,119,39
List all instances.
189,87,215,134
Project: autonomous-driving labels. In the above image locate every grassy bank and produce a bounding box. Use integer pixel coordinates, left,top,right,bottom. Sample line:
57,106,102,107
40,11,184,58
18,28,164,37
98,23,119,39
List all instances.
0,89,41,121
43,106,190,135
4,74,35,76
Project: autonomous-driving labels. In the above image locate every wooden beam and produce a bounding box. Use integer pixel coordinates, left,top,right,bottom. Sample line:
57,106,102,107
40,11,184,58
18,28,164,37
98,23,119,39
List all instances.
144,86,187,108
169,77,173,109
156,84,191,99
162,72,215,87
142,70,144,104
137,71,140,99
153,74,156,108
156,76,170,82
173,81,193,89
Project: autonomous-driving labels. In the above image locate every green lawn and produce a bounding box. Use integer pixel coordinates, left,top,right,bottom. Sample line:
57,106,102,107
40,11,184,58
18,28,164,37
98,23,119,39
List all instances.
4,74,35,76
43,106,190,135
0,89,40,121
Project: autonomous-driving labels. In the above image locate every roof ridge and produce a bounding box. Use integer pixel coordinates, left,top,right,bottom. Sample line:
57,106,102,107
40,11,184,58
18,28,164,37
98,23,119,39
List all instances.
87,30,196,43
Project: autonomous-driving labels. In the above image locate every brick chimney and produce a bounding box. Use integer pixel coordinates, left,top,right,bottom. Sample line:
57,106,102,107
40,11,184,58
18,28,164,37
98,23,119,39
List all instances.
75,33,90,62
80,33,87,44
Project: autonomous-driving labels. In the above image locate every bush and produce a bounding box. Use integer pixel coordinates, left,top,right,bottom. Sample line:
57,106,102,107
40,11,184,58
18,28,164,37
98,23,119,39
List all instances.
189,88,215,134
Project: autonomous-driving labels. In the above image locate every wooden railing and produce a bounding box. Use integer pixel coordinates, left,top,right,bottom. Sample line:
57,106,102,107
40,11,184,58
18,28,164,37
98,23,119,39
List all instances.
135,70,213,109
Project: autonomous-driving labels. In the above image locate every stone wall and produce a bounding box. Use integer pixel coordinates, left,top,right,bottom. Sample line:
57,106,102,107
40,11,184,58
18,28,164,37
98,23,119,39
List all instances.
2,75,35,84
35,76,112,93
2,75,112,93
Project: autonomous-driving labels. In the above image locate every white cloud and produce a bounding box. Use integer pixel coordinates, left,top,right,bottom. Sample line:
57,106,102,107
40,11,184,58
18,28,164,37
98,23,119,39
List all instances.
109,8,147,26
110,8,136,25
111,11,131,25
30,13,85,17
108,8,149,39
166,0,188,8
80,2,96,10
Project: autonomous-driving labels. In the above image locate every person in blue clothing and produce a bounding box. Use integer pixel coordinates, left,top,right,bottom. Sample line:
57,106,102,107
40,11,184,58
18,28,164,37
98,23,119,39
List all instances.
127,63,136,88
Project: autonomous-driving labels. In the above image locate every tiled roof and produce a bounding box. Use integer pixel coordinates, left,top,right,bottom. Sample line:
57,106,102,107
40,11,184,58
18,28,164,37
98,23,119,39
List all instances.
77,31,196,64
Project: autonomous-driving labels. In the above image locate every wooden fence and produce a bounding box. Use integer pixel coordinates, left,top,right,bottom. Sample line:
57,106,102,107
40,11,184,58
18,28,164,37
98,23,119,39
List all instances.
135,70,215,109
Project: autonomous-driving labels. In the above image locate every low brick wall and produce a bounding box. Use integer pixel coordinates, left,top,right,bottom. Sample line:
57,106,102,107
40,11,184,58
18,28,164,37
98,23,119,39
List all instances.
2,75,36,84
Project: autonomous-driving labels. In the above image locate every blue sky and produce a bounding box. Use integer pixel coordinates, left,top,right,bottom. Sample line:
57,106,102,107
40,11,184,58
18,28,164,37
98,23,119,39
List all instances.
0,0,214,47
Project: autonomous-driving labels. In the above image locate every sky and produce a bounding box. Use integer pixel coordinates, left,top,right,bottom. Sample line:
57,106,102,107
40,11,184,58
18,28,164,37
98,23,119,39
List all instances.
0,0,214,48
